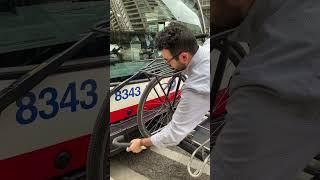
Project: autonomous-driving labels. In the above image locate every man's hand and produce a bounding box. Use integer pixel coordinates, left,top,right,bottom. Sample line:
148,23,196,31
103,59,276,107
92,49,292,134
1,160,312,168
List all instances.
126,139,147,153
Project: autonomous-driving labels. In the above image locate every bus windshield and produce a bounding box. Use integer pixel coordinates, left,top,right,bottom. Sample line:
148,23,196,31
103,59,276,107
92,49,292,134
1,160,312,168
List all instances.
0,0,106,67
110,0,209,81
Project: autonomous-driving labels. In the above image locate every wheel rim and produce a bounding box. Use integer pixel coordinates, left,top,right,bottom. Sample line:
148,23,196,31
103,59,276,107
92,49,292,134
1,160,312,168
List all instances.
140,75,184,136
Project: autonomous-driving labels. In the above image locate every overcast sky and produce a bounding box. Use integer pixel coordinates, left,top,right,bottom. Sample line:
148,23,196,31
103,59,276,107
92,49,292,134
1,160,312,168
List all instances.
161,0,202,30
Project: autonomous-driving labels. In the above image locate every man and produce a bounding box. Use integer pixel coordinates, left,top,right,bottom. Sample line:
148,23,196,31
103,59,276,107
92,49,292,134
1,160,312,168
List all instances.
212,1,320,180
127,22,210,152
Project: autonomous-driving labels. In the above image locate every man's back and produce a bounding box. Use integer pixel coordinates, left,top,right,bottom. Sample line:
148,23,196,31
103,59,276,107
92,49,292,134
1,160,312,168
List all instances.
212,1,320,180
230,0,320,103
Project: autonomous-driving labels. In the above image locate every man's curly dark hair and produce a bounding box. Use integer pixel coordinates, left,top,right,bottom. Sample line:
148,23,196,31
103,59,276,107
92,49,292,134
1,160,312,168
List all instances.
155,22,198,58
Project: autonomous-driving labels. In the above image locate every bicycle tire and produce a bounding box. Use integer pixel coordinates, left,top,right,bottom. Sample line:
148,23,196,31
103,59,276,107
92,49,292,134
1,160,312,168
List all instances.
137,75,186,137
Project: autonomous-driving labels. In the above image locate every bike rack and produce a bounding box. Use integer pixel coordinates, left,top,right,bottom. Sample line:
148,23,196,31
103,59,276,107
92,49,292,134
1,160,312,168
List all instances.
112,135,131,148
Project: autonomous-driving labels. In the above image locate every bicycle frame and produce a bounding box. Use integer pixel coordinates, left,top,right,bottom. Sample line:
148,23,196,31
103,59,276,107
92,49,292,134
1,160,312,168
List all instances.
209,29,247,150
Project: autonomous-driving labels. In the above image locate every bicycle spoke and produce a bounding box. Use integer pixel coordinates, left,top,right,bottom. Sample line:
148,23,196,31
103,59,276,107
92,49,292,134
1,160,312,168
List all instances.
166,79,173,97
148,108,166,124
146,112,164,129
148,109,171,133
151,81,172,108
164,110,172,125
152,86,165,103
150,127,165,135
172,75,183,107
144,99,177,133
149,117,163,132
214,89,228,109
158,110,171,123
155,113,168,130
145,105,166,115
155,76,175,111
144,94,171,131
143,101,164,107
212,89,229,113
145,119,153,129
143,101,160,109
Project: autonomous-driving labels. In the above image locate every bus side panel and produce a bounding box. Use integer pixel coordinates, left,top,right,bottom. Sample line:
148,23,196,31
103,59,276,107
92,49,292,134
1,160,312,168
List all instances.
0,135,90,180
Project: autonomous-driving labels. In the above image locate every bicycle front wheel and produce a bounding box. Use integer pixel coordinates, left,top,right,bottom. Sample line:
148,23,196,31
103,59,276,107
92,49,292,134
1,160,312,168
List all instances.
137,75,186,137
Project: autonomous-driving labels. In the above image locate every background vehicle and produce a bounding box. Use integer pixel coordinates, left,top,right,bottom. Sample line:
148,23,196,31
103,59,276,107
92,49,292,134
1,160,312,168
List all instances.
0,0,106,179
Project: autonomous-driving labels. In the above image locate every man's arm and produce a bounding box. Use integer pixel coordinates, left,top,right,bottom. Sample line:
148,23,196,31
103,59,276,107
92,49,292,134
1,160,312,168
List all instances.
149,89,210,148
127,89,210,153
213,0,256,28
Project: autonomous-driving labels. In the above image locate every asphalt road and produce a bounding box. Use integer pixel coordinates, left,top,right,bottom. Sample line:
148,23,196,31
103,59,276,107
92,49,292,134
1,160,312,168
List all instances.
55,147,319,180
109,145,320,180
110,146,210,180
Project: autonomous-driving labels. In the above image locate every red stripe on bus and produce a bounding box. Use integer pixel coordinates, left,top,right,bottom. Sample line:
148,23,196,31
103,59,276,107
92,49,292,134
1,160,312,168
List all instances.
110,91,180,124
0,135,90,180
110,88,228,124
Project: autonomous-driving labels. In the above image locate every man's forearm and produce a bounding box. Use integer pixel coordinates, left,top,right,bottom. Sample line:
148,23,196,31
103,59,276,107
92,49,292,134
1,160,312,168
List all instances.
213,0,256,28
147,89,210,148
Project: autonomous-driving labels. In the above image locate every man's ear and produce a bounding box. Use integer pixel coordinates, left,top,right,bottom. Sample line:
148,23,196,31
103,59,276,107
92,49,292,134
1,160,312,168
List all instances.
179,52,189,64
